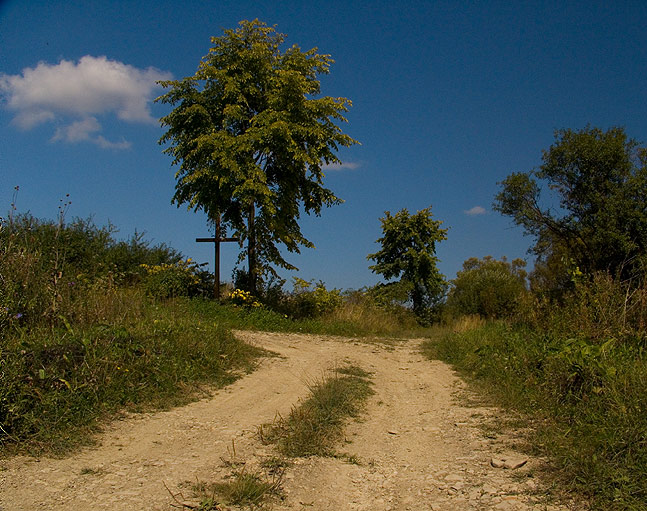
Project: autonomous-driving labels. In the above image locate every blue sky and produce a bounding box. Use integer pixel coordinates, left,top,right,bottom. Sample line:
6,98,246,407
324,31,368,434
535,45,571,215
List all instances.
2,0,647,290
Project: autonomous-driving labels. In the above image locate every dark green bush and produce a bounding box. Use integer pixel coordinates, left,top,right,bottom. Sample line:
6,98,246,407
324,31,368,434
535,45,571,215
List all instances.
445,256,528,319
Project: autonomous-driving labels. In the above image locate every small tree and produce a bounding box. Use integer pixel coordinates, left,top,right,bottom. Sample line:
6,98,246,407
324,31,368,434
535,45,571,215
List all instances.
367,207,447,322
494,126,647,284
445,256,528,319
156,20,358,293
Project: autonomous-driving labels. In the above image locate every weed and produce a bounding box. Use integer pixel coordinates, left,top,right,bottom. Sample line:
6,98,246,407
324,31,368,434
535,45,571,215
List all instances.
193,468,283,509
260,455,292,474
334,452,362,465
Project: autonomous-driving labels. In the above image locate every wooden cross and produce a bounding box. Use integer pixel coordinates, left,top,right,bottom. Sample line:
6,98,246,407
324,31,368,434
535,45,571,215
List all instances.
196,216,239,299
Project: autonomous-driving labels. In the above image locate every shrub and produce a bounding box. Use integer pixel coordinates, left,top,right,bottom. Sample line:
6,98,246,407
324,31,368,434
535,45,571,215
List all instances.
445,256,528,319
0,212,183,330
229,288,263,308
287,278,342,319
140,259,204,299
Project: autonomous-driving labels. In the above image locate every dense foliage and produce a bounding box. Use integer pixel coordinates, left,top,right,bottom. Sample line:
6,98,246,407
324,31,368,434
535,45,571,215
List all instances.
445,256,528,319
494,126,647,286
157,19,358,292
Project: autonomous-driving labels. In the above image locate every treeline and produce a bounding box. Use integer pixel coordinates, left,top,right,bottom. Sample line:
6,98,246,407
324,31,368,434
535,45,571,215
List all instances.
425,126,647,511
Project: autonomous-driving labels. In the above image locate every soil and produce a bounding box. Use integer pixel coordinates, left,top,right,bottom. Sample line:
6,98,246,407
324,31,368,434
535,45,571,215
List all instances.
0,332,575,510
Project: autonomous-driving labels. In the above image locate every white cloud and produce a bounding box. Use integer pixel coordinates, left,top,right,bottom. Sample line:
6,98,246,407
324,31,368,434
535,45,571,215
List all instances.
0,55,171,148
51,116,131,150
322,161,361,171
464,206,487,216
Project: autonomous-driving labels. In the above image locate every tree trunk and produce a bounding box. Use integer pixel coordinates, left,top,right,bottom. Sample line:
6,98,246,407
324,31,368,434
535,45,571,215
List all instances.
247,203,257,295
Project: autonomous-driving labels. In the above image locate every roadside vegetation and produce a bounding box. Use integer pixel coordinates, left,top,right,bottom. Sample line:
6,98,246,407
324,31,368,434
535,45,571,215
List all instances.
0,205,419,455
0,209,266,455
425,126,647,511
425,276,647,510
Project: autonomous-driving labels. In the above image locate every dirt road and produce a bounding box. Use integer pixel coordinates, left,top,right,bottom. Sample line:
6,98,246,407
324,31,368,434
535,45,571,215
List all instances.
1,332,569,510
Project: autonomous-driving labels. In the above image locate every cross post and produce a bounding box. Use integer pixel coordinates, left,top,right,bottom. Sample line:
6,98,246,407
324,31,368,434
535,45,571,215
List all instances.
196,216,239,300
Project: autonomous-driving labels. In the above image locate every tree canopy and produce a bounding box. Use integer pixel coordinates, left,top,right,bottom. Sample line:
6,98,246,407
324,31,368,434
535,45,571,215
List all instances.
367,207,447,321
494,126,647,283
156,19,358,292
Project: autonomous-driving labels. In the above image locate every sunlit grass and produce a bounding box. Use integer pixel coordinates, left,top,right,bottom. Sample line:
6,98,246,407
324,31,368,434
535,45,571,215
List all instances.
261,365,373,457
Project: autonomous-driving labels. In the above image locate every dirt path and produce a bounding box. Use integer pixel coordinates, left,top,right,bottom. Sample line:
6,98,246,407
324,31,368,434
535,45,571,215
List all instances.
1,332,568,510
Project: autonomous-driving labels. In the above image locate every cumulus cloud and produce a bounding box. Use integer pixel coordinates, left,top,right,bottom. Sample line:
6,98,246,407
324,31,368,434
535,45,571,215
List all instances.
51,116,131,149
464,206,487,216
322,161,361,171
0,55,171,148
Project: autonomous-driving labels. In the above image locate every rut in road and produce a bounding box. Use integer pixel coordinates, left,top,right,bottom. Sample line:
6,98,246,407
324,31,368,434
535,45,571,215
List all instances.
0,332,570,511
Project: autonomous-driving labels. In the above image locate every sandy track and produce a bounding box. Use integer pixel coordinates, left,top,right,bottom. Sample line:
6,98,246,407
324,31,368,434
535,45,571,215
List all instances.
0,332,569,510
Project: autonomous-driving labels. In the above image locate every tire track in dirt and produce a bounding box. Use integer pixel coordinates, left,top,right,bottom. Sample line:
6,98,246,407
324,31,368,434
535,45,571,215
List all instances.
0,332,572,510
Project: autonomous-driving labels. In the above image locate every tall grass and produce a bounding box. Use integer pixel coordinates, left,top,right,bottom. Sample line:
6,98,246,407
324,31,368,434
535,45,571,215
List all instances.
422,274,647,510
0,213,263,455
187,295,425,339
1,295,263,454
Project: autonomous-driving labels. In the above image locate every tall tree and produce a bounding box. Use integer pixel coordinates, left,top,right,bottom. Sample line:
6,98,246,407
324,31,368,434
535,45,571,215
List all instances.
494,126,647,283
367,207,448,321
156,19,358,293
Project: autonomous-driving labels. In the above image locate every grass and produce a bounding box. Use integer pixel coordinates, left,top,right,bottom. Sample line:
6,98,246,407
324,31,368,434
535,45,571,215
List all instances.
186,365,372,509
0,210,421,459
261,365,373,457
0,294,265,455
187,297,429,339
422,320,647,511
1,289,416,456
191,468,283,510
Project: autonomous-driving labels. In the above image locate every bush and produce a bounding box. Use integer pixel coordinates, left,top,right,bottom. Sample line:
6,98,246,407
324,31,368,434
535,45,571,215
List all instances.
0,213,184,331
445,256,528,319
286,278,342,319
140,259,209,299
229,288,263,308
